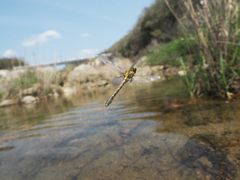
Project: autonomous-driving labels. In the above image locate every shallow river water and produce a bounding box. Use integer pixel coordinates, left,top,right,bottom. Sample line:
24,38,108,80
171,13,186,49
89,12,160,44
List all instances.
0,77,239,180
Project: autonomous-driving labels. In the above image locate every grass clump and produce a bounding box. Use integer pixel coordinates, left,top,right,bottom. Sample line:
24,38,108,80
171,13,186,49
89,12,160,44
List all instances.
166,0,240,98
0,92,3,101
3,68,64,100
12,70,37,90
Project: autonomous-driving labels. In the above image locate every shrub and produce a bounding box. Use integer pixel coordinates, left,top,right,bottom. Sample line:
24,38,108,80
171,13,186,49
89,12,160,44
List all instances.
146,37,198,66
0,58,28,69
5,68,62,99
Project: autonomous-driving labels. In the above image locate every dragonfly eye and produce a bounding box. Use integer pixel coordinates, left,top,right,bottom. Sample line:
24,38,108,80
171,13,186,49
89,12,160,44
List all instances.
131,68,137,73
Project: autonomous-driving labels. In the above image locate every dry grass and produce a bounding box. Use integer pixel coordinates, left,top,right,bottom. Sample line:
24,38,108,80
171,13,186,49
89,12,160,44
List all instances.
0,68,64,101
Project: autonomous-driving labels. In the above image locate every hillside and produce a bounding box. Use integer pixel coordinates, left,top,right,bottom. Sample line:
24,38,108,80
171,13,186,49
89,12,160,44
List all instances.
107,0,240,99
106,0,183,58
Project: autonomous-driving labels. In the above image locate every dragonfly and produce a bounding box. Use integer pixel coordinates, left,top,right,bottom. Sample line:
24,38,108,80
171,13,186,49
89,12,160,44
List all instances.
98,56,161,108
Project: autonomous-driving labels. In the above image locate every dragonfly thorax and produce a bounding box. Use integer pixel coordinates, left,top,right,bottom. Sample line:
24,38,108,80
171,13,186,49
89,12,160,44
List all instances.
124,67,137,81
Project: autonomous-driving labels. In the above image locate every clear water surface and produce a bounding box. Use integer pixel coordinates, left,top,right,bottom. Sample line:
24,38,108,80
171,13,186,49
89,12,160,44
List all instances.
0,77,239,180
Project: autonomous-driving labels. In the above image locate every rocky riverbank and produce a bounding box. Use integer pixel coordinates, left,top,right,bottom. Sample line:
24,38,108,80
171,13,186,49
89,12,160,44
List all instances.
0,57,180,108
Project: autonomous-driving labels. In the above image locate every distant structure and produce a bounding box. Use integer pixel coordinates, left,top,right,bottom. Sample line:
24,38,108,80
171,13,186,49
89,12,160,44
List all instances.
15,53,112,70
15,57,90,70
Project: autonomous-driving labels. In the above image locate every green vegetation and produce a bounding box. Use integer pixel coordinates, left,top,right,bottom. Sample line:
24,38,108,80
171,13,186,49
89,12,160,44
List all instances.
171,0,240,98
0,69,64,101
178,58,198,98
0,58,28,69
1,0,239,103
146,37,198,66
107,0,198,66
107,0,240,99
107,0,181,57
6,70,38,98
12,70,37,90
0,92,3,101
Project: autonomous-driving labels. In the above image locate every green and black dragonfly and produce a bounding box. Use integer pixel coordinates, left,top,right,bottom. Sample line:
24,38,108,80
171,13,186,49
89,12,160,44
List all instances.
98,56,161,108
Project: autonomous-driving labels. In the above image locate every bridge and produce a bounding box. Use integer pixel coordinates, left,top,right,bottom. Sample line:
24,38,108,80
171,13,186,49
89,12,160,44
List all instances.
15,54,112,69
15,53,112,69
22,57,91,69
37,58,90,67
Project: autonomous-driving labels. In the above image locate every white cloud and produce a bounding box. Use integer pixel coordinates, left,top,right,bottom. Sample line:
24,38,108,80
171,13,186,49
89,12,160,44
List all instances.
81,33,90,38
3,50,17,57
76,49,99,58
22,30,62,46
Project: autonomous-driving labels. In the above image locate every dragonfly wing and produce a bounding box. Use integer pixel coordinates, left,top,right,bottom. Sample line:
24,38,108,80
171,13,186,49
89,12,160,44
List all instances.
98,56,125,73
112,76,124,84
130,58,141,69
132,75,161,84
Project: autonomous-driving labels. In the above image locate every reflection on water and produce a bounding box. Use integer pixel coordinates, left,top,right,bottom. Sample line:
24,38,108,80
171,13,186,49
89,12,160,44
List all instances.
0,77,239,179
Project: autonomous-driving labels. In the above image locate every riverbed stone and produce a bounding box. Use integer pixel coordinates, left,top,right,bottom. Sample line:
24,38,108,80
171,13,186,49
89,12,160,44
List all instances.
22,96,37,104
178,70,185,76
0,99,15,107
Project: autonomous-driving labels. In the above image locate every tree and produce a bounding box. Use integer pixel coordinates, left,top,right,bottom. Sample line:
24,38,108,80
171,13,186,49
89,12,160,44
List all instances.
0,58,28,70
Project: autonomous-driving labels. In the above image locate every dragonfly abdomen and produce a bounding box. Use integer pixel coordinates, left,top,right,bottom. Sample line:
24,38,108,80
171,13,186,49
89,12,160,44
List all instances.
105,80,128,107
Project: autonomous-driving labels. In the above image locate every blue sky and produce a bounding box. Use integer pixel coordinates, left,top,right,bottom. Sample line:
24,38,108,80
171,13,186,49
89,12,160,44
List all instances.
0,0,154,65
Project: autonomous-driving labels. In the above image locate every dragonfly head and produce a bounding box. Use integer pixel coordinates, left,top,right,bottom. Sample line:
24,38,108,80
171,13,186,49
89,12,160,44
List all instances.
130,67,137,74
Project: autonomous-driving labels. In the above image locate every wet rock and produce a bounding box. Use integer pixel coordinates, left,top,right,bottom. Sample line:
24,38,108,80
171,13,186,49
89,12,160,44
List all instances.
0,99,15,107
22,96,38,104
